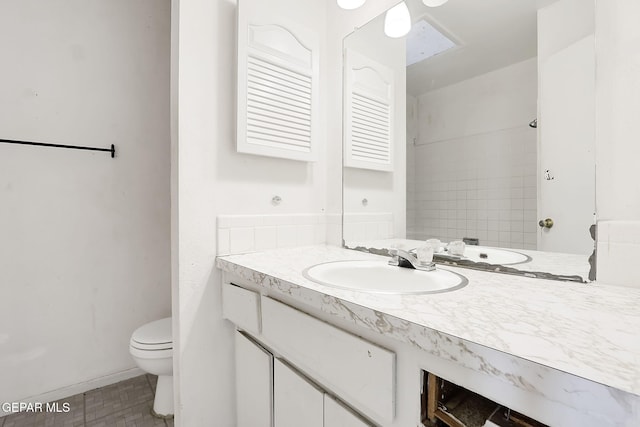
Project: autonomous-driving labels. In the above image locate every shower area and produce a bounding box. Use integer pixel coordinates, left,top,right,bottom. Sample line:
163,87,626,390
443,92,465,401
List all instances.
405,58,539,251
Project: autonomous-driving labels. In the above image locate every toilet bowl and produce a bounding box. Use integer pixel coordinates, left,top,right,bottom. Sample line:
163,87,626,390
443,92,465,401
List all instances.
129,317,173,417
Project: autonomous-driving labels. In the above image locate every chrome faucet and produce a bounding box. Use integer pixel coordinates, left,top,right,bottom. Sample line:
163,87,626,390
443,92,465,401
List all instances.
388,248,436,271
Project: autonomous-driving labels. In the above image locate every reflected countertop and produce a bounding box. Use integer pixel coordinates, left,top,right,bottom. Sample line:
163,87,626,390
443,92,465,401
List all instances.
216,244,640,399
346,238,592,280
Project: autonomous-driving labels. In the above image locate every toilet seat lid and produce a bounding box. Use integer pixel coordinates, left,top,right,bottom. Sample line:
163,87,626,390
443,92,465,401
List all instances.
131,317,172,346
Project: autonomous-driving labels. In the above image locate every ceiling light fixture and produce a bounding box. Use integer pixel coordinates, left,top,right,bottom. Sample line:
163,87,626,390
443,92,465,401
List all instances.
422,0,449,7
337,0,366,10
384,2,411,38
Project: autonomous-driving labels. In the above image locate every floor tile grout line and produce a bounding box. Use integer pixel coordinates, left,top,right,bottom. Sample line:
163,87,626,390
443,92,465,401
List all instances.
85,376,153,419
1,376,158,427
83,391,87,426
84,399,158,427
85,375,157,426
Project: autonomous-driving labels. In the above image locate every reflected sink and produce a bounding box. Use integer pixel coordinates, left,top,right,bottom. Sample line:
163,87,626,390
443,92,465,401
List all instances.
303,260,468,295
439,246,531,265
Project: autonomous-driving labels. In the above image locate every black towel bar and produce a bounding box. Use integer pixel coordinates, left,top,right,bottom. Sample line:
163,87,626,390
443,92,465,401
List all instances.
0,138,115,158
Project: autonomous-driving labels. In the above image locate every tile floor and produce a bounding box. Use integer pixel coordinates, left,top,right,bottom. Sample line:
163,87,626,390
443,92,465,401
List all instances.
1,375,173,427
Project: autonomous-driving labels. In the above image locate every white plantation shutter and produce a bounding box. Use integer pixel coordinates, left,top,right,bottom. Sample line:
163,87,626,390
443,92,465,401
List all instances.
344,49,394,172
246,55,312,152
351,93,391,162
237,16,319,162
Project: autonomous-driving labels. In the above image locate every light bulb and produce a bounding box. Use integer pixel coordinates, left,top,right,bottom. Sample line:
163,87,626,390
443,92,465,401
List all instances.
422,0,449,7
337,0,366,10
384,2,411,38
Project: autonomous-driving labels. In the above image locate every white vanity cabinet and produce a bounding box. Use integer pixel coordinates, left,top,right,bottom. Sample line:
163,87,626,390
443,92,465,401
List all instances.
219,255,640,427
235,332,273,427
225,283,380,427
260,296,395,424
235,330,375,427
273,358,324,427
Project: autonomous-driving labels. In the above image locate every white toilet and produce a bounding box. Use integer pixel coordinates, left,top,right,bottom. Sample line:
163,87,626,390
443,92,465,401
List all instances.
129,317,173,417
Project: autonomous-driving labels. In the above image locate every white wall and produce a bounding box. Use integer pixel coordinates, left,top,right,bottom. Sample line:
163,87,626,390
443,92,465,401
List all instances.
409,59,538,249
595,1,640,222
340,4,407,241
172,0,327,424
0,0,171,408
416,58,537,147
594,0,640,287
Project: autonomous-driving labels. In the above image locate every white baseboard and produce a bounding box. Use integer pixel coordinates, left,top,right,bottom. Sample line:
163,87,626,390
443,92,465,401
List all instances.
0,367,145,418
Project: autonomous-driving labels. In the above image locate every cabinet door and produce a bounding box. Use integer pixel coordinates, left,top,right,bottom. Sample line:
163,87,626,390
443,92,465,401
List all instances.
274,359,323,427
262,296,395,424
324,395,373,427
236,331,273,427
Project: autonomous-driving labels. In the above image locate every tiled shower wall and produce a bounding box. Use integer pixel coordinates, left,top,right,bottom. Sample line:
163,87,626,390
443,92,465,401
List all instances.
406,95,418,237
408,128,537,249
406,59,538,250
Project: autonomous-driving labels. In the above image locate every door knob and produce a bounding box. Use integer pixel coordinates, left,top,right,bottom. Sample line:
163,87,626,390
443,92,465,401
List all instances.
538,218,554,229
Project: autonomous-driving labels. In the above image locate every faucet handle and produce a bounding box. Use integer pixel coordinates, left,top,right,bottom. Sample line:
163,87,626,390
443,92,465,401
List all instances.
387,247,400,266
416,246,434,265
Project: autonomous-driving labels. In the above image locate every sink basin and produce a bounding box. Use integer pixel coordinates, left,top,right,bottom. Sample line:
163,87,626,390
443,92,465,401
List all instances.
303,260,468,294
438,246,530,265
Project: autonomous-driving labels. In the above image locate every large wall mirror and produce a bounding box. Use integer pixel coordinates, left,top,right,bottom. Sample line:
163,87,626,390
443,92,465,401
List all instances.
342,0,596,282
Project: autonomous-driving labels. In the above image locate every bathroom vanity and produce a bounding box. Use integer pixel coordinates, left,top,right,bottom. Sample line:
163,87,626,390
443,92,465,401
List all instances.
217,245,640,427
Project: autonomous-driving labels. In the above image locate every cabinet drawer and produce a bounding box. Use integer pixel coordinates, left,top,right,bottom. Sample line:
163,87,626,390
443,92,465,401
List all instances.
222,283,261,335
261,296,395,425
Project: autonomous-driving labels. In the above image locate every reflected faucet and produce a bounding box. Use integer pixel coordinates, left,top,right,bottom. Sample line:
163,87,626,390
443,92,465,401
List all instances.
388,248,436,271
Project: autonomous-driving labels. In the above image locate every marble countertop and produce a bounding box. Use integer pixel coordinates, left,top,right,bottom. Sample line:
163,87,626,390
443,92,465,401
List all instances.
216,244,640,398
